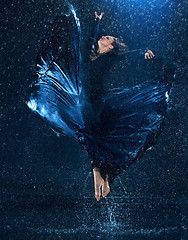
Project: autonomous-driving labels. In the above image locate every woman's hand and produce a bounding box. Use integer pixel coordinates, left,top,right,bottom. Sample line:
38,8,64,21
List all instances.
95,12,104,20
145,49,155,59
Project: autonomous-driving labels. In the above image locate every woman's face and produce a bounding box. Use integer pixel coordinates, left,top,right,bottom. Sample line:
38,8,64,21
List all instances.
98,36,116,48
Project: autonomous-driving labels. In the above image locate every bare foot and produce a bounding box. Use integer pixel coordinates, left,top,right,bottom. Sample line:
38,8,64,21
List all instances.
102,174,110,198
93,167,110,201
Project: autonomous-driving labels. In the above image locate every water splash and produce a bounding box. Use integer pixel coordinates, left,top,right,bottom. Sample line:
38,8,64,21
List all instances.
104,197,118,228
118,176,128,195
83,172,92,194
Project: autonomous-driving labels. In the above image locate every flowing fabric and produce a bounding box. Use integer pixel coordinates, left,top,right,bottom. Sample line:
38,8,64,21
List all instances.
80,78,172,181
26,9,173,181
26,8,88,139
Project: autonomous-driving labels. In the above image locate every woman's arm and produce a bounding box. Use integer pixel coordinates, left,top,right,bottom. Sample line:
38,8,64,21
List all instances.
84,12,104,62
126,48,155,59
88,12,104,48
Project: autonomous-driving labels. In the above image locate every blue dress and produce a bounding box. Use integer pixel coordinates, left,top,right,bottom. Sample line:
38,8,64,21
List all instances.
26,8,174,184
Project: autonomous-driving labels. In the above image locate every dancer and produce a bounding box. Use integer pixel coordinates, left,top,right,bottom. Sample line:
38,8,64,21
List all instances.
85,12,156,200
26,7,174,201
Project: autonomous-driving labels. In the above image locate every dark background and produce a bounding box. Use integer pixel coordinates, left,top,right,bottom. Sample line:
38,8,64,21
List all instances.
0,0,187,201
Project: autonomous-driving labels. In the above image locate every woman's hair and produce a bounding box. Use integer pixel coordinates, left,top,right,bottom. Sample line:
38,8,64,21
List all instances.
111,37,128,55
90,37,128,61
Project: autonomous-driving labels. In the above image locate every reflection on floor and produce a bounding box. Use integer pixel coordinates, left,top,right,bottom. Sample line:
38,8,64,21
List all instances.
1,193,187,240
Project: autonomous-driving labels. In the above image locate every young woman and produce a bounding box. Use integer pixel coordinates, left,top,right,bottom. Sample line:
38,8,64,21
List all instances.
85,12,156,200
26,7,174,201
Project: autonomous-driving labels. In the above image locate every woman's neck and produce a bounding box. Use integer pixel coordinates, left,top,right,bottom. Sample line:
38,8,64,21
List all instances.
97,46,104,54
97,44,111,54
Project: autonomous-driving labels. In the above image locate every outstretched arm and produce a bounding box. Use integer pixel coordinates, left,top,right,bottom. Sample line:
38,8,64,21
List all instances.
84,11,104,62
89,12,104,42
126,48,155,60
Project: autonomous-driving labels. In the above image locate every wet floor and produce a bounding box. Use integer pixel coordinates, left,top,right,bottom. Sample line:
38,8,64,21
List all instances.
1,195,187,240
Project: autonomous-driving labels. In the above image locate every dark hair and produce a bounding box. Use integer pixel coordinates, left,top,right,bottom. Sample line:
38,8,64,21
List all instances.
111,37,128,55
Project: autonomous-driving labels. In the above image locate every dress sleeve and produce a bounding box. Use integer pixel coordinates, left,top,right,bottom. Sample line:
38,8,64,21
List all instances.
90,19,100,40
126,48,148,58
83,18,101,62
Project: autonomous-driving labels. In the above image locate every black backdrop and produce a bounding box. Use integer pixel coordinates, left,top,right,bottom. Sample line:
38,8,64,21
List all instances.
1,0,187,200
